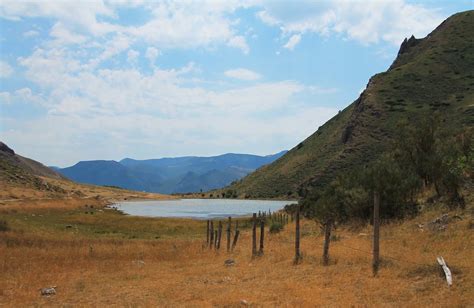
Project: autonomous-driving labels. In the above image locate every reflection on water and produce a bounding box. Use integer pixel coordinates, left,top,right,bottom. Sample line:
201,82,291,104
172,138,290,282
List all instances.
116,198,295,219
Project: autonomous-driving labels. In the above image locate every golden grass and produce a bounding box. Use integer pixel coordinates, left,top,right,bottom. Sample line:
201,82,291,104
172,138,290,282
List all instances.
1,199,473,307
0,177,172,203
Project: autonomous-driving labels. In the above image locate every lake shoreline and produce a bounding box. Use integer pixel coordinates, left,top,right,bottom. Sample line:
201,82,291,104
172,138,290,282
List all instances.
115,198,296,220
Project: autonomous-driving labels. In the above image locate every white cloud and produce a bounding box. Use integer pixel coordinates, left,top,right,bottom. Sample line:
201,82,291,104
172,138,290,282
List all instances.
10,43,341,165
145,47,160,64
0,87,46,106
88,34,131,68
1,104,338,166
283,34,301,50
127,49,140,63
225,68,261,81
23,30,40,38
49,22,88,45
0,92,12,104
0,61,13,78
227,35,250,54
257,0,444,46
0,1,115,34
1,1,255,55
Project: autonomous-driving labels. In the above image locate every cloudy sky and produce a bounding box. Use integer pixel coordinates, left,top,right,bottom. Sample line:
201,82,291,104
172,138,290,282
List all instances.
0,1,471,167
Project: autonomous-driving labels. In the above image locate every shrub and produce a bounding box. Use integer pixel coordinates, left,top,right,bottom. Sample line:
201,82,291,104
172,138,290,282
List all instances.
0,220,10,232
269,221,283,233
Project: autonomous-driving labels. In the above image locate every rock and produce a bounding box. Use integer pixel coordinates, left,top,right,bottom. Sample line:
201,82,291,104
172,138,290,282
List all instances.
0,142,15,155
132,260,145,267
427,214,458,231
224,259,235,267
240,299,249,306
40,286,56,296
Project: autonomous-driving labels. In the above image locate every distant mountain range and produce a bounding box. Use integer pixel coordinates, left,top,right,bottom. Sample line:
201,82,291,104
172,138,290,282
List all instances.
54,151,287,194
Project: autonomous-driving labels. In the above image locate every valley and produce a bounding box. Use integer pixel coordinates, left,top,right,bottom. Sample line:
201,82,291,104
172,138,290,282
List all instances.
1,8,473,307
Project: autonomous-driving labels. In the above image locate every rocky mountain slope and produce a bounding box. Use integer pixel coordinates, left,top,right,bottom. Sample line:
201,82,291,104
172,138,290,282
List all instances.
224,11,474,198
0,142,66,183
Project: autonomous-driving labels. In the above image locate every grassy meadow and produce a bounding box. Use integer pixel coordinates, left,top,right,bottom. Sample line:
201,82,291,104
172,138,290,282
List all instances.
1,196,473,306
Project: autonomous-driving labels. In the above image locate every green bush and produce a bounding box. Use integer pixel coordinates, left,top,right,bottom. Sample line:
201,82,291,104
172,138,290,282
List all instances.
269,221,283,233
0,220,10,232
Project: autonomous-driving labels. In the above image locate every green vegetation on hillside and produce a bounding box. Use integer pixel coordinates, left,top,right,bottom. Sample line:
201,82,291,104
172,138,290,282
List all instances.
225,11,474,199
301,116,472,223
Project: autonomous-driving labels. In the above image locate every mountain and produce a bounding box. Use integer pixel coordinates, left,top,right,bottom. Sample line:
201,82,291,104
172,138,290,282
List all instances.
0,141,65,182
0,141,70,197
224,11,474,199
56,151,287,194
58,160,163,192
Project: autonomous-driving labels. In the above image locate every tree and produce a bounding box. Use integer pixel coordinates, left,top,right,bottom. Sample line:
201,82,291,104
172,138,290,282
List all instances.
359,154,421,219
394,115,472,205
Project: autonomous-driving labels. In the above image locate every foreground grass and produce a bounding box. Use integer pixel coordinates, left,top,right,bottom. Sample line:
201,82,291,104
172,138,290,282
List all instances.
1,199,473,306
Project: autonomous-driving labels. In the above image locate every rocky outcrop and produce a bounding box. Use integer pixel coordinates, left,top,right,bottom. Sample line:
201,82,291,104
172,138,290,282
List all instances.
0,142,15,155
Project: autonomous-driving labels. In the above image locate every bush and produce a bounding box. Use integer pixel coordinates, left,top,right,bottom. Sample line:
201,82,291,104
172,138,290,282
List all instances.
0,220,10,232
269,221,283,233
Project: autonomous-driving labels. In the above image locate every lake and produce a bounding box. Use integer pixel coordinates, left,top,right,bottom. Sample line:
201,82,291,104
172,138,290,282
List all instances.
115,199,296,219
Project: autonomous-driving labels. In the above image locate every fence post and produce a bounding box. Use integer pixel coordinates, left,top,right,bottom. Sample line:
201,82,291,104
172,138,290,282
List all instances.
252,213,257,257
323,218,333,266
373,191,380,276
209,220,214,248
258,218,265,256
214,230,218,248
231,222,240,252
227,216,231,252
294,204,302,264
217,221,223,250
206,220,210,245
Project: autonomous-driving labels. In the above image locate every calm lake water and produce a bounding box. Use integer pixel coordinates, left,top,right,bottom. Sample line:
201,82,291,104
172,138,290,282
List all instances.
115,199,296,219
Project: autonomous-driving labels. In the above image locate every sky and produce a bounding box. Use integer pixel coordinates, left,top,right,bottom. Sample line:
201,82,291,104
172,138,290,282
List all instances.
0,1,472,167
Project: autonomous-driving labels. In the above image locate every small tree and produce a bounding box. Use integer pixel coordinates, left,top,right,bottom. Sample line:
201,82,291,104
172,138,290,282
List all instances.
359,154,421,219
302,177,366,265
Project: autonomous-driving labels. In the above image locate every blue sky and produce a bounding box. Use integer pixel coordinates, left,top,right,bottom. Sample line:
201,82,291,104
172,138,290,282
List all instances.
0,1,472,167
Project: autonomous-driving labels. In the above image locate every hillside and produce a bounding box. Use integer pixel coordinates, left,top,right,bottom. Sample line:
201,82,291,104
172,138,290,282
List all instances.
0,142,65,182
0,142,170,202
225,11,474,199
0,141,70,197
56,151,287,194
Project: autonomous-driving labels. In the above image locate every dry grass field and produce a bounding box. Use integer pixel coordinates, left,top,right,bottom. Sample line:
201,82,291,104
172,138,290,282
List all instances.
1,194,473,307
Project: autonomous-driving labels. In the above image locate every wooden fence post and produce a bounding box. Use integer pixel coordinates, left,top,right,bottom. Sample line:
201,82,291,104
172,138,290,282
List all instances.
209,220,214,248
206,220,210,245
214,230,218,248
373,191,380,276
231,227,240,252
258,218,265,256
227,217,231,252
294,205,302,264
322,218,333,266
217,221,223,250
252,213,257,257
